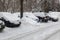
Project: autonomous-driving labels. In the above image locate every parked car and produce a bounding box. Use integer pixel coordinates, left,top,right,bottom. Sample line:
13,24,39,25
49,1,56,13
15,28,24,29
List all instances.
33,12,49,22
47,12,59,22
22,12,40,25
33,12,59,22
23,12,39,22
0,12,21,28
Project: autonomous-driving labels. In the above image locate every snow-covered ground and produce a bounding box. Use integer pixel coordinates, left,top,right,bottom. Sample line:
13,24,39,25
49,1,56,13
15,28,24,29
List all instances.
0,12,60,40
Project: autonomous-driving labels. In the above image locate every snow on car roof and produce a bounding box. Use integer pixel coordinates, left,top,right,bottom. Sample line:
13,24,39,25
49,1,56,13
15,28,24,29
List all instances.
0,12,20,23
23,12,38,19
33,12,46,17
48,12,60,18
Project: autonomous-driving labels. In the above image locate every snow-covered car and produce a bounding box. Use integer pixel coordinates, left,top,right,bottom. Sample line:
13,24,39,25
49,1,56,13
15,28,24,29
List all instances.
23,12,39,22
0,12,21,27
48,12,59,22
33,12,60,22
33,12,49,22
0,20,5,32
22,12,40,25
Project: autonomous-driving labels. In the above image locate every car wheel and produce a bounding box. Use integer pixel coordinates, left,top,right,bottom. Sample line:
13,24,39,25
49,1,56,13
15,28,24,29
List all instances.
0,22,5,32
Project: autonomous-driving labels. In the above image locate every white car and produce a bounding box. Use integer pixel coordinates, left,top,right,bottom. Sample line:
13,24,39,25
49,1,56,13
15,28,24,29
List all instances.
23,12,39,21
22,12,40,25
0,12,21,28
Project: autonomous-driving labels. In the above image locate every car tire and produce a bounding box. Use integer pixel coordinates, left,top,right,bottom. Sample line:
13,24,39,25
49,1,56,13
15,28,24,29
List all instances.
0,25,5,32
0,22,5,32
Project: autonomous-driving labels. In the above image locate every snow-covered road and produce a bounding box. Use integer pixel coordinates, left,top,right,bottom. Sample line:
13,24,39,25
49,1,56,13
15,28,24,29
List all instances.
0,18,60,40
15,20,60,40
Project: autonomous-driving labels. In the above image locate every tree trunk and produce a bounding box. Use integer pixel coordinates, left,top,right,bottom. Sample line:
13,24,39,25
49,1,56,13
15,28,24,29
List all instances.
20,0,23,18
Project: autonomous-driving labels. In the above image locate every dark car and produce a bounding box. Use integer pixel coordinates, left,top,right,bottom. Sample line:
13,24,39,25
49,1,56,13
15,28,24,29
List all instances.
0,12,21,28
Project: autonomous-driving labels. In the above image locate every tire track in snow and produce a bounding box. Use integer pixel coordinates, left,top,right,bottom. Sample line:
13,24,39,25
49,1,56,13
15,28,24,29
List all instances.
5,21,60,40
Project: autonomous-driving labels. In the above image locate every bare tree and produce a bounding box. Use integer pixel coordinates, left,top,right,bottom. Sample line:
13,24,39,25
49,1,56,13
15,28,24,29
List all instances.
6,0,11,12
0,0,5,12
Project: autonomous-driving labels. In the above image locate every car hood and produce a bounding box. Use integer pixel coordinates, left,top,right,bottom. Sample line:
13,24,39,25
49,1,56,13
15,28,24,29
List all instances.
23,12,38,21
2,13,20,24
